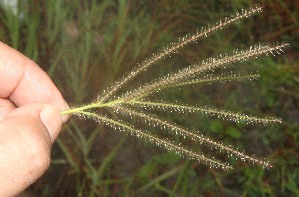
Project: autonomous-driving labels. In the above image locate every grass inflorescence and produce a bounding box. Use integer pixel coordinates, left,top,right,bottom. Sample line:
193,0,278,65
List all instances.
61,5,288,170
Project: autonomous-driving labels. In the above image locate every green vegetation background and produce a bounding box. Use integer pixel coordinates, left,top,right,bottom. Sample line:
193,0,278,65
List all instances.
0,0,298,196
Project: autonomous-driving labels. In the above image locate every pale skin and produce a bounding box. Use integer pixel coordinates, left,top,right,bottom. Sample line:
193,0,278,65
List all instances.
0,41,69,196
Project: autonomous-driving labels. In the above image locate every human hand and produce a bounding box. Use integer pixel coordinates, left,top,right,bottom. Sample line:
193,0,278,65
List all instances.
0,41,68,196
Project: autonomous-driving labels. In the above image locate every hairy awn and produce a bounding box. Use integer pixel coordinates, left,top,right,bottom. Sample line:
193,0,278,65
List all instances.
61,5,288,170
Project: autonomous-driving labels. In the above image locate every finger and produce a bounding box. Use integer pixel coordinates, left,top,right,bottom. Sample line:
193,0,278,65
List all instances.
0,98,16,121
0,104,62,196
0,42,69,116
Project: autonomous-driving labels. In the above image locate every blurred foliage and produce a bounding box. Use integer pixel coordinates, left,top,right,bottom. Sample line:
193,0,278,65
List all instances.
0,0,298,196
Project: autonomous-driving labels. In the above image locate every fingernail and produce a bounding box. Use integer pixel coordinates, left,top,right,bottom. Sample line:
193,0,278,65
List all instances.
61,101,70,124
40,105,62,143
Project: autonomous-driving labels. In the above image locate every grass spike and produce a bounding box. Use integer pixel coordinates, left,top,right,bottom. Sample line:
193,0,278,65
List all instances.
97,5,263,103
60,6,287,170
79,111,232,170
114,106,271,168
127,101,282,125
172,72,260,87
122,43,288,101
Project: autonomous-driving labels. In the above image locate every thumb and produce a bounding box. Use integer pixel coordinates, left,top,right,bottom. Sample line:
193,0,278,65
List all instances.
0,104,63,196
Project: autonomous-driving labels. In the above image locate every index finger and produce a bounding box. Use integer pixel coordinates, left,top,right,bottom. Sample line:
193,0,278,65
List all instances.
0,41,67,111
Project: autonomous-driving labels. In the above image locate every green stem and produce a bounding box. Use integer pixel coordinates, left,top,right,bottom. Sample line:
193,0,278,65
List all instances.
61,99,125,115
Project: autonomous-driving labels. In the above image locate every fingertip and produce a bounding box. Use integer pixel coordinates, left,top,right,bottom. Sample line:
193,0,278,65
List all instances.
40,105,62,143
